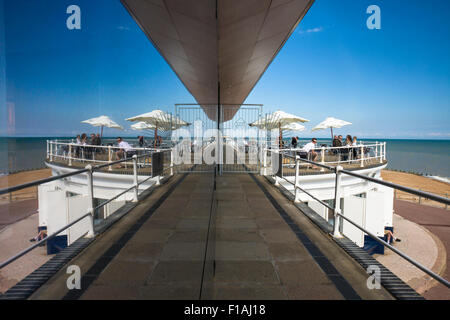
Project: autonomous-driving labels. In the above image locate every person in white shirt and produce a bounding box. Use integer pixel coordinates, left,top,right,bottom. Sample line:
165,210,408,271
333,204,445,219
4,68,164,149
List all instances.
115,137,134,160
301,138,318,161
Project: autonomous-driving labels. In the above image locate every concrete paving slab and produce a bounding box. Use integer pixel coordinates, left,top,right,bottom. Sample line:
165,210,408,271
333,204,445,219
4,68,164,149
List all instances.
215,241,271,261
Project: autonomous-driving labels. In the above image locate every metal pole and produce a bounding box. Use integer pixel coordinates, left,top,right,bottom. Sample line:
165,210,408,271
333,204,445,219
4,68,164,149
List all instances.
379,142,383,163
446,193,448,210
320,147,325,172
294,156,300,203
418,189,421,204
46,140,49,160
170,149,174,176
85,165,95,238
132,155,139,202
375,141,378,159
68,144,72,166
383,142,386,161
333,165,343,238
108,146,112,171
49,141,53,162
360,145,364,167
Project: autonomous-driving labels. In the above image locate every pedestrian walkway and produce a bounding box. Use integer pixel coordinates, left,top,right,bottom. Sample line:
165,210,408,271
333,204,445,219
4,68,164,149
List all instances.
29,173,393,300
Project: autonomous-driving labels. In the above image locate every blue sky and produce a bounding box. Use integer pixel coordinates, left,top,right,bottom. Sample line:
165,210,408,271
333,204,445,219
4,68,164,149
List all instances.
0,0,449,139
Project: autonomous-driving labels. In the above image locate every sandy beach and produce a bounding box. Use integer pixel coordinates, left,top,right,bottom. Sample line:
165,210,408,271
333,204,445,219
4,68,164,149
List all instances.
381,170,450,209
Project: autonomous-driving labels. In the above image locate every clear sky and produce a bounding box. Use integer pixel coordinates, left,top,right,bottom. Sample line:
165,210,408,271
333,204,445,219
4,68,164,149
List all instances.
1,0,449,139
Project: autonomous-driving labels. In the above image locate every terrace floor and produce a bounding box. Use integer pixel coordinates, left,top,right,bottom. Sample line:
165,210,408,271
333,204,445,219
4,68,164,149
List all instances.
29,172,393,300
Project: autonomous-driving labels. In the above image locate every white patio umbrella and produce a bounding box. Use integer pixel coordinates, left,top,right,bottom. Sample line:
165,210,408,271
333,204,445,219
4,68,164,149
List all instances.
126,110,190,146
81,115,124,138
250,110,309,146
311,117,352,140
130,121,156,131
281,122,306,131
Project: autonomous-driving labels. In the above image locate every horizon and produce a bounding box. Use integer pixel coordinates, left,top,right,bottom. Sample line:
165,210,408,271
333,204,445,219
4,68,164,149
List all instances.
1,135,450,141
1,0,449,140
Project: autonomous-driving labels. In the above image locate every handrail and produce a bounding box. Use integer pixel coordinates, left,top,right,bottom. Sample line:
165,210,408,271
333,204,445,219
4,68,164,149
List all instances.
271,150,450,289
336,211,450,288
0,150,172,271
340,168,450,205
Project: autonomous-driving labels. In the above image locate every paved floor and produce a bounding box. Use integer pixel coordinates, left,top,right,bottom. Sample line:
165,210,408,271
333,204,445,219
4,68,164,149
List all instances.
394,200,450,300
30,173,393,300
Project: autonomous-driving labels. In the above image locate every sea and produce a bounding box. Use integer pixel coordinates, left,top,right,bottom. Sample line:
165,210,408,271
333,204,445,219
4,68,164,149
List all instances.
0,137,449,182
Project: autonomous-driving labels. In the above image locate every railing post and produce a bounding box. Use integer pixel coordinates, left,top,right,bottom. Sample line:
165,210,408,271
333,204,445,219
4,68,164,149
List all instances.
46,140,49,160
333,165,344,238
375,141,378,159
383,142,386,161
379,142,382,163
49,141,53,162
320,147,325,172
294,155,300,203
360,145,364,167
68,144,72,167
446,193,448,210
418,189,422,204
170,149,174,176
108,146,112,171
132,155,139,202
85,165,95,238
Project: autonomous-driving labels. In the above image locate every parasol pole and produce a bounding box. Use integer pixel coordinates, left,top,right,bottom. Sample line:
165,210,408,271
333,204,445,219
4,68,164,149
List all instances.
101,126,104,139
279,122,282,149
331,127,334,142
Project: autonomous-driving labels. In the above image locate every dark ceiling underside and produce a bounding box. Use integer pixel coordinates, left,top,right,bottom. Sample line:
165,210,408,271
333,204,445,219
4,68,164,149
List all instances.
121,0,314,121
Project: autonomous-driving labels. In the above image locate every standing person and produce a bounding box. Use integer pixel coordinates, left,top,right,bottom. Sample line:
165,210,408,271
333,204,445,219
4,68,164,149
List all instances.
332,135,340,147
96,134,102,146
352,136,358,159
343,135,352,161
80,133,88,159
291,136,298,148
138,136,145,147
75,135,81,157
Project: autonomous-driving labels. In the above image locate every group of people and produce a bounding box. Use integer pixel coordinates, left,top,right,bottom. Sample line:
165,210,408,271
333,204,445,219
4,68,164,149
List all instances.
332,135,359,160
293,134,360,164
332,135,358,148
74,133,102,157
68,134,165,165
75,133,102,146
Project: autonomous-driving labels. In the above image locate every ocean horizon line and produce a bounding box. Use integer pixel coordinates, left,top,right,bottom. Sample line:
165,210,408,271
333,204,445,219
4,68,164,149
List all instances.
1,135,450,141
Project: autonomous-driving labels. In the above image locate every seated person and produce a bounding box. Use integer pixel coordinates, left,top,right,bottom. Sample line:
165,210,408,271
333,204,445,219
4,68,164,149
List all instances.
384,230,401,244
115,137,135,160
299,138,318,161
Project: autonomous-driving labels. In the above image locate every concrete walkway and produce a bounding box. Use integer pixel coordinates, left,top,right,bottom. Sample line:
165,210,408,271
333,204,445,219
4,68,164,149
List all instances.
30,173,393,300
393,200,450,300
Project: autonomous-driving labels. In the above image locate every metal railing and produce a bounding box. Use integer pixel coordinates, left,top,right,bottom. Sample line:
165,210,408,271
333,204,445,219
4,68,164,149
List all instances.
46,139,161,169
0,150,172,270
280,141,387,170
275,151,450,289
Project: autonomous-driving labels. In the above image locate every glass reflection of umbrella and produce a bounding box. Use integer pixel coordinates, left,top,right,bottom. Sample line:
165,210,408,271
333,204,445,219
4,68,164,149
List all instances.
81,115,124,138
130,121,156,131
250,110,309,147
126,110,189,147
311,117,352,140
